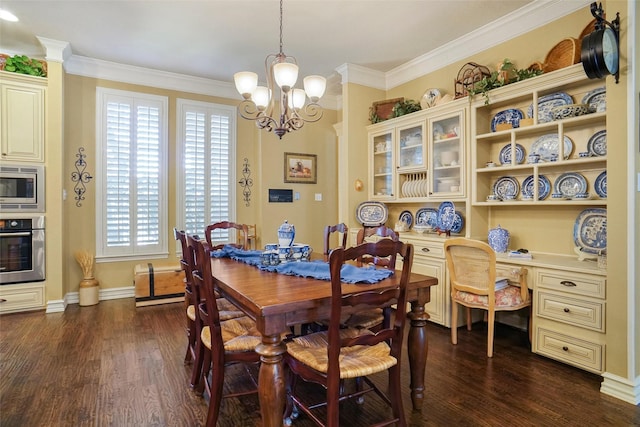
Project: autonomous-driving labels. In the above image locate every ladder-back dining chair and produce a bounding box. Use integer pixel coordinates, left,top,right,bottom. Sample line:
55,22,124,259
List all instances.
205,221,249,250
323,223,349,260
284,239,414,427
444,237,530,357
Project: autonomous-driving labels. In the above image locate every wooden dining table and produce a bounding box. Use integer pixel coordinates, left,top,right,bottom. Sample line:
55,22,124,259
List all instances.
210,256,438,427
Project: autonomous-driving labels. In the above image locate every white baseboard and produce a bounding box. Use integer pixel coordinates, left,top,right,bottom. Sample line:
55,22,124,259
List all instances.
601,372,640,405
46,286,135,312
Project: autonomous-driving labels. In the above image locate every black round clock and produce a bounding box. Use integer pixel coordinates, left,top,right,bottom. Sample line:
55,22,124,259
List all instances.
581,26,619,79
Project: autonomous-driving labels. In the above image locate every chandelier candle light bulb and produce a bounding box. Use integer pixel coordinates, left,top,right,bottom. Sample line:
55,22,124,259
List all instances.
234,0,326,139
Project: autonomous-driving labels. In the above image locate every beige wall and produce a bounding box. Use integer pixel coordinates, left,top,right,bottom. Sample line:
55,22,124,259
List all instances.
61,74,338,292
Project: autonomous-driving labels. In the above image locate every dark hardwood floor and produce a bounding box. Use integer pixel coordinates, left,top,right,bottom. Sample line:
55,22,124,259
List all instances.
1,299,638,426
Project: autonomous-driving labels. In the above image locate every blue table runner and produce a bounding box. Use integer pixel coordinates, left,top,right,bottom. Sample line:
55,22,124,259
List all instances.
211,245,394,284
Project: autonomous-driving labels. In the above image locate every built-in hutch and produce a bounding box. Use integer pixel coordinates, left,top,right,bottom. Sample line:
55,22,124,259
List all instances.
364,64,608,373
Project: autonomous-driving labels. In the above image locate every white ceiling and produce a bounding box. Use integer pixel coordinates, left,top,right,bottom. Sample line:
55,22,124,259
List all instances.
1,0,539,94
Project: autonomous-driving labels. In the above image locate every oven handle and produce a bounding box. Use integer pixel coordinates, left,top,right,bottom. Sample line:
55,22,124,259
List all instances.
0,232,32,237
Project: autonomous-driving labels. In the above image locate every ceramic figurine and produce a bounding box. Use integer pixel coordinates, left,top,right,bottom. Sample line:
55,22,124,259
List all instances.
488,225,510,253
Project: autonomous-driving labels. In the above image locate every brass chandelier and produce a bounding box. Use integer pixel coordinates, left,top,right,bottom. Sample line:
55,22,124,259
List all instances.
233,0,326,139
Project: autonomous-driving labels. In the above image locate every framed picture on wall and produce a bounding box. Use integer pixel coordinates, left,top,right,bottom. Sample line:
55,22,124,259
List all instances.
284,152,317,184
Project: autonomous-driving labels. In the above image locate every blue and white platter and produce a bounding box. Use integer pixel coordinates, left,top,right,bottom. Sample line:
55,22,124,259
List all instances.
554,172,587,198
587,129,607,157
356,201,388,227
491,108,524,132
492,176,520,200
581,87,606,113
573,208,607,254
398,210,413,228
531,134,573,161
528,92,573,123
499,143,525,165
437,201,456,231
522,175,551,200
451,211,464,234
415,208,438,228
594,171,607,199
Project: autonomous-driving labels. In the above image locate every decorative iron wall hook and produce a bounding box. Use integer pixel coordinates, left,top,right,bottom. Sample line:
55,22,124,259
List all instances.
71,147,93,207
238,158,253,207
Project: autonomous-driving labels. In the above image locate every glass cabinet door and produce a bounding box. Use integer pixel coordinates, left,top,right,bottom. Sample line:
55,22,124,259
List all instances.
397,123,425,171
370,130,394,199
430,110,464,197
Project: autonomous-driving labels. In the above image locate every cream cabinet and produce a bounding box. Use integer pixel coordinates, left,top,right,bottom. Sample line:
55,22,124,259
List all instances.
0,282,45,314
0,71,46,163
367,99,468,203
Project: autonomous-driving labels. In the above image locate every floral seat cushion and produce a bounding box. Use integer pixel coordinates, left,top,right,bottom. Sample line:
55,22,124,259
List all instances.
453,284,526,307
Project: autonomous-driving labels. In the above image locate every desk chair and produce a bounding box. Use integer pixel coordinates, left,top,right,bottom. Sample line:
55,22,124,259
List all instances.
284,239,414,427
444,237,530,357
205,221,249,250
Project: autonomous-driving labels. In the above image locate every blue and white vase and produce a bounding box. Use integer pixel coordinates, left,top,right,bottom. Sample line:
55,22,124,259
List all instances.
277,220,295,248
488,225,510,253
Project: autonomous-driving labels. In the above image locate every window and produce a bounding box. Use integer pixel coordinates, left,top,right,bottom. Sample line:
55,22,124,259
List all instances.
95,88,168,260
176,99,236,245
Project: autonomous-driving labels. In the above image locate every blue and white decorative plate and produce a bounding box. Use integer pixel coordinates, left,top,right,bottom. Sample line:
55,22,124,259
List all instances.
528,92,573,123
356,201,388,227
522,175,551,200
491,108,524,132
492,176,520,200
594,171,607,199
573,208,607,254
415,208,438,228
398,210,413,228
587,129,607,156
451,211,464,234
554,172,588,198
437,201,456,231
581,87,606,113
499,143,525,165
531,134,574,161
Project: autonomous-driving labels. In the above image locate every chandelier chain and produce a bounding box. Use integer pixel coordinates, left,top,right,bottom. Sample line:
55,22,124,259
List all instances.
279,0,284,55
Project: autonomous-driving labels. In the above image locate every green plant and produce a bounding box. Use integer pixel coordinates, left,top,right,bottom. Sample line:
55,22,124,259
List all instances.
468,59,542,104
3,55,47,77
392,99,421,117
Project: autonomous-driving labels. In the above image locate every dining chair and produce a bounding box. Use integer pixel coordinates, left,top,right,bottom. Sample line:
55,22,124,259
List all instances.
346,225,400,331
205,221,249,250
191,237,263,427
181,232,245,389
284,239,414,427
323,223,348,259
444,237,530,357
173,228,195,365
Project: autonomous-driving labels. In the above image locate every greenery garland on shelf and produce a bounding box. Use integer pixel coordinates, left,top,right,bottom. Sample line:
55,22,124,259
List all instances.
1,54,48,77
468,59,543,104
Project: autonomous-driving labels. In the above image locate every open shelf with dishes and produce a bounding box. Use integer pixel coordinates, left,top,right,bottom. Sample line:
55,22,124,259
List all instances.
471,65,607,206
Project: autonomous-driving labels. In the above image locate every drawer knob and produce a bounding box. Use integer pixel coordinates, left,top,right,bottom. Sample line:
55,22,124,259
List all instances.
560,280,577,287
0,299,6,303
421,247,430,253
563,307,570,313
562,346,569,352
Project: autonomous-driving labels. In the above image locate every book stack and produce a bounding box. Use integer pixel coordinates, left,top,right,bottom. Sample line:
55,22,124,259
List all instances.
495,277,509,291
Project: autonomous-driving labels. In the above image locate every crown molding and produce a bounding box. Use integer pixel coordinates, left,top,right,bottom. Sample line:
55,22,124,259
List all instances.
35,37,71,63
341,0,592,90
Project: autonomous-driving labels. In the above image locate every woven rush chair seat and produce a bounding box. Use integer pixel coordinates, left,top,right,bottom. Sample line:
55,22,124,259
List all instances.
287,327,396,379
342,308,384,330
187,300,245,323
201,316,262,352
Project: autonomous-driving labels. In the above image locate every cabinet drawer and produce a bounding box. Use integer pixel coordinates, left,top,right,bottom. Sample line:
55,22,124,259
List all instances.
535,327,603,373
407,240,444,259
0,286,45,313
536,269,605,298
536,291,604,332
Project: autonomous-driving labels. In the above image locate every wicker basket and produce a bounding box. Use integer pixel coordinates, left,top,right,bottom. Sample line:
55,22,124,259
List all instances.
543,38,580,73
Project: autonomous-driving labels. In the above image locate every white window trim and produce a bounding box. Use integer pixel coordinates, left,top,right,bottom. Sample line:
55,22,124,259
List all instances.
95,87,169,262
175,98,237,247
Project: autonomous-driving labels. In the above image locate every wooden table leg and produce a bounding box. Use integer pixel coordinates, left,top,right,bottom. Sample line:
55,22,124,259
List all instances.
256,334,287,427
407,300,430,411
